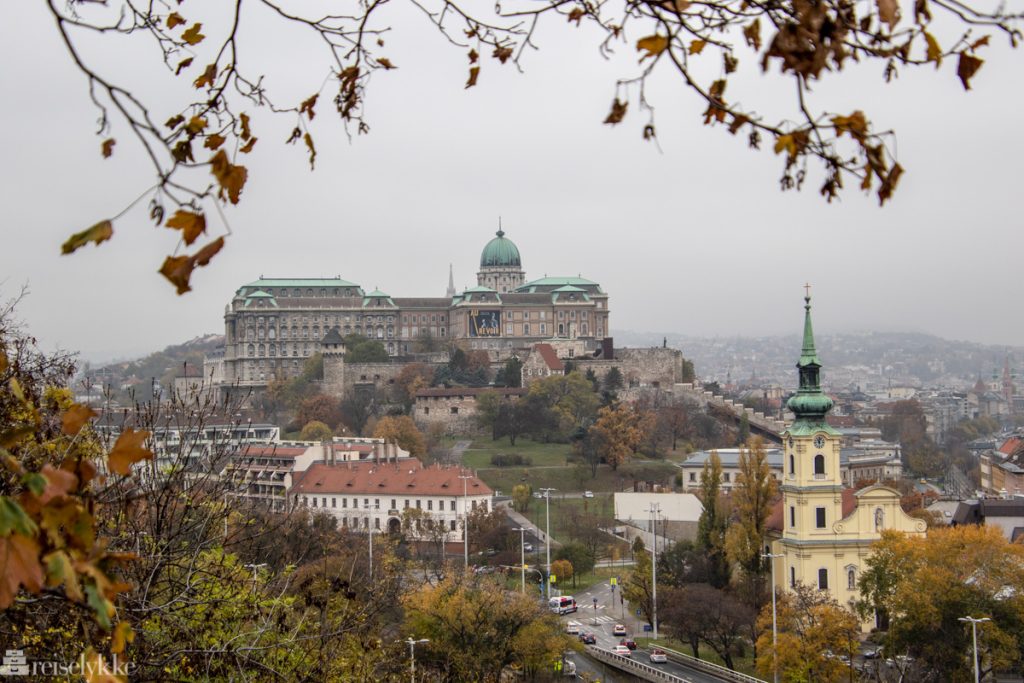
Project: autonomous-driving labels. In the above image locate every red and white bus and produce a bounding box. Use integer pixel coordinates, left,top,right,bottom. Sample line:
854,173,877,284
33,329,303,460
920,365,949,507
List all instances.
549,596,577,615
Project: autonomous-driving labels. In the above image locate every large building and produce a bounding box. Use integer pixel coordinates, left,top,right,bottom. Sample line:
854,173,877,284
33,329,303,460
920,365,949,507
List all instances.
217,229,611,386
766,294,925,628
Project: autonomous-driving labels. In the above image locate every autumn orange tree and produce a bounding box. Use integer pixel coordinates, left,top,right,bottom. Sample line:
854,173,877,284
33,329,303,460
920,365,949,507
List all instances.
45,0,1022,293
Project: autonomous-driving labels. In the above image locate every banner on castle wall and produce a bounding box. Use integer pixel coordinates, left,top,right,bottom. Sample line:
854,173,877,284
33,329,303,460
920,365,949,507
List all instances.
468,310,501,337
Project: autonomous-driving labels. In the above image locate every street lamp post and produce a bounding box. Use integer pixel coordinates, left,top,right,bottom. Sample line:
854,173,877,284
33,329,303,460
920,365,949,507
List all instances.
458,474,472,570
959,616,991,683
539,488,557,600
404,638,429,683
513,527,528,593
761,552,785,683
649,503,660,640
243,562,267,592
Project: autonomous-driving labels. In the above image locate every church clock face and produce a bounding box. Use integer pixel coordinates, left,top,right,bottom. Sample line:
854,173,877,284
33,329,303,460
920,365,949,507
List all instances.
813,435,826,449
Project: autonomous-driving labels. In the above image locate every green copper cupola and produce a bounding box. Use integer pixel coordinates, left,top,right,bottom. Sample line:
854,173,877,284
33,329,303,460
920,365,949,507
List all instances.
786,292,834,424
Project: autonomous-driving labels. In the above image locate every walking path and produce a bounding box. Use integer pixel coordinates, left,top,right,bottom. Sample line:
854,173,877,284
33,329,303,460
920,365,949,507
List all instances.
497,500,562,549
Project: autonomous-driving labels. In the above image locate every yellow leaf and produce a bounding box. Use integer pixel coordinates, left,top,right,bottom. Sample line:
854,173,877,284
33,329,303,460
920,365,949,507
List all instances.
465,65,480,89
181,23,205,46
112,622,134,654
185,116,207,136
107,428,152,476
101,138,115,158
61,220,113,255
165,210,206,246
203,133,226,151
166,12,185,29
44,550,83,602
689,40,706,55
175,57,193,76
165,114,185,130
62,403,97,435
194,63,217,89
159,255,193,295
636,34,669,59
923,32,942,67
304,133,317,170
774,134,796,157
209,150,247,204
831,110,868,139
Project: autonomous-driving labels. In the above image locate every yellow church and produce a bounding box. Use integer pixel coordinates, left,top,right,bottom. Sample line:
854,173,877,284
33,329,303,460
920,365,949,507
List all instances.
765,294,926,627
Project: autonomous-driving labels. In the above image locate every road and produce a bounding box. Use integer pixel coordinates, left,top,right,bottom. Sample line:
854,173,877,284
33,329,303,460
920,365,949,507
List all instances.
562,580,729,683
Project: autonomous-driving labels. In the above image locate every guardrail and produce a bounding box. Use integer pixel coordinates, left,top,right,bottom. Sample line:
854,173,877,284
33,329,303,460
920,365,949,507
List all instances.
586,646,692,683
658,645,766,683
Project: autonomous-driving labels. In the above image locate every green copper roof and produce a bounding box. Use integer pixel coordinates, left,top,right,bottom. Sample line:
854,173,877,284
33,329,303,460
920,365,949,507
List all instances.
463,285,497,293
245,291,275,298
242,277,360,289
365,289,389,298
519,276,599,289
552,285,587,293
480,229,522,268
786,293,834,425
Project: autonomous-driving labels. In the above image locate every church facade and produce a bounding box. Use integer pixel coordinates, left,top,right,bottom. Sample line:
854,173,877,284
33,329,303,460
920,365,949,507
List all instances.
765,295,926,627
218,229,611,386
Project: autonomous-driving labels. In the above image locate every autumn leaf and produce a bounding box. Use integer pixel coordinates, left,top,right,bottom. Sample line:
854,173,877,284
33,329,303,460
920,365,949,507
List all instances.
44,550,83,602
62,403,97,435
743,19,761,51
239,137,257,154
181,23,205,46
203,133,226,150
194,63,217,89
166,12,185,29
0,533,44,609
165,114,185,130
112,621,135,654
34,465,78,504
175,57,193,75
603,98,628,125
468,49,479,64
774,134,797,157
240,112,252,140
957,53,984,90
304,132,317,170
165,210,206,246
299,94,319,120
877,0,900,30
101,138,115,158
637,34,669,60
971,35,990,50
878,163,904,205
107,428,152,475
923,32,942,68
689,40,707,55
61,220,113,255
568,7,585,24
171,140,194,163
465,66,480,89
185,116,207,136
0,497,37,536
377,57,397,69
159,255,193,294
209,149,248,204
193,236,224,266
831,111,868,140
493,45,514,63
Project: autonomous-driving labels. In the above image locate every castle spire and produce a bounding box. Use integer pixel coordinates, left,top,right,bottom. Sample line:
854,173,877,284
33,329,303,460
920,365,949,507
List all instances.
446,263,456,298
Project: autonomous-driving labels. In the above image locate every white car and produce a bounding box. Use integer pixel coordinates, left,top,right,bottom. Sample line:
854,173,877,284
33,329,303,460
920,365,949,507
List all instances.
583,490,594,498
612,624,627,636
649,648,667,664
612,645,632,657
565,621,581,635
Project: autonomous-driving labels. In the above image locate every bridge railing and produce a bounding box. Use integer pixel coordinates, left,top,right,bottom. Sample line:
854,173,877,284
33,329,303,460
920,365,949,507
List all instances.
585,646,692,683
657,645,767,683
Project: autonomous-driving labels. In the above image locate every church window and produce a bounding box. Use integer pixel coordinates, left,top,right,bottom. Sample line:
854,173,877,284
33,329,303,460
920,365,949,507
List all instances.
818,568,829,590
790,506,796,528
789,453,795,475
790,567,796,587
874,507,884,531
813,454,825,476
847,568,856,589
815,507,826,528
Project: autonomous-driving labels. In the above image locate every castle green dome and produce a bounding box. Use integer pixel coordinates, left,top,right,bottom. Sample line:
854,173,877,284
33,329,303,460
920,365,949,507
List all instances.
480,230,522,268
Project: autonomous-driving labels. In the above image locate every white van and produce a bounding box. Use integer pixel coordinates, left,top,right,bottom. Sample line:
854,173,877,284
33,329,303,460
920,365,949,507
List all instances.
549,596,578,615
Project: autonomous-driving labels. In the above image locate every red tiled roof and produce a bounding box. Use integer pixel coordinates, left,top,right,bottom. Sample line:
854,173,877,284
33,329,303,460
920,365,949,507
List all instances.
533,344,564,372
414,387,527,398
234,446,309,458
999,436,1024,456
291,460,493,497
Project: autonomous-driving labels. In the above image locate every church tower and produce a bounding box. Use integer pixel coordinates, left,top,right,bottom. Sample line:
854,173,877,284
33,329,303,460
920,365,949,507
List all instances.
769,291,926,626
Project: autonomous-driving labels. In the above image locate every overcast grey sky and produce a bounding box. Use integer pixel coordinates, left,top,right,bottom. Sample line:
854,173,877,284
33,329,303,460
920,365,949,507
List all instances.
2,2,1021,362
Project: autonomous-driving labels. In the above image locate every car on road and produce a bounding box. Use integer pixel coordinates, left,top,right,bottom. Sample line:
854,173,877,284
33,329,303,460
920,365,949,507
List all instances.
620,639,637,651
533,492,543,499
612,624,627,636
863,648,882,659
583,490,594,498
579,632,596,645
565,621,581,635
612,645,632,657
523,543,534,553
649,649,667,664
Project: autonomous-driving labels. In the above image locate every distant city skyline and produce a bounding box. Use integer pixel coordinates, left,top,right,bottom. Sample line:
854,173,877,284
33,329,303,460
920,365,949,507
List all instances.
3,3,1022,361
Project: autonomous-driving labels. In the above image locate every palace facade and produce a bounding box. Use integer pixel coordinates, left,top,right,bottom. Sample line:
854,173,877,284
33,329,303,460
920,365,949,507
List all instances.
218,229,611,385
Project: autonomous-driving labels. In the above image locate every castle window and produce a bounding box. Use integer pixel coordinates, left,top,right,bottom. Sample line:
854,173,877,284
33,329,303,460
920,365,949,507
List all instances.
450,407,459,415
523,324,530,335
450,520,457,531
540,324,546,334
847,568,856,589
815,507,826,528
814,454,825,476
247,344,255,357
559,311,565,319
818,568,828,590
558,324,565,336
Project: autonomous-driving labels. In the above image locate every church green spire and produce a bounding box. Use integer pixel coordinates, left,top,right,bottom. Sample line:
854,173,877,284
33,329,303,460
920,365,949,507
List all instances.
787,289,833,424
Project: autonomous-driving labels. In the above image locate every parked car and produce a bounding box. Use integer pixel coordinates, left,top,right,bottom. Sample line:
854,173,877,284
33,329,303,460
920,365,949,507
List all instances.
523,543,534,553
565,621,581,635
863,648,882,660
533,492,543,499
649,649,667,664
620,639,637,651
612,624,627,636
583,490,594,498
612,645,632,657
579,632,596,645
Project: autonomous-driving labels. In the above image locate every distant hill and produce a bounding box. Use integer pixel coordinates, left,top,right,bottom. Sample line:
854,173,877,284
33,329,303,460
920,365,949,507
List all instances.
80,334,223,401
